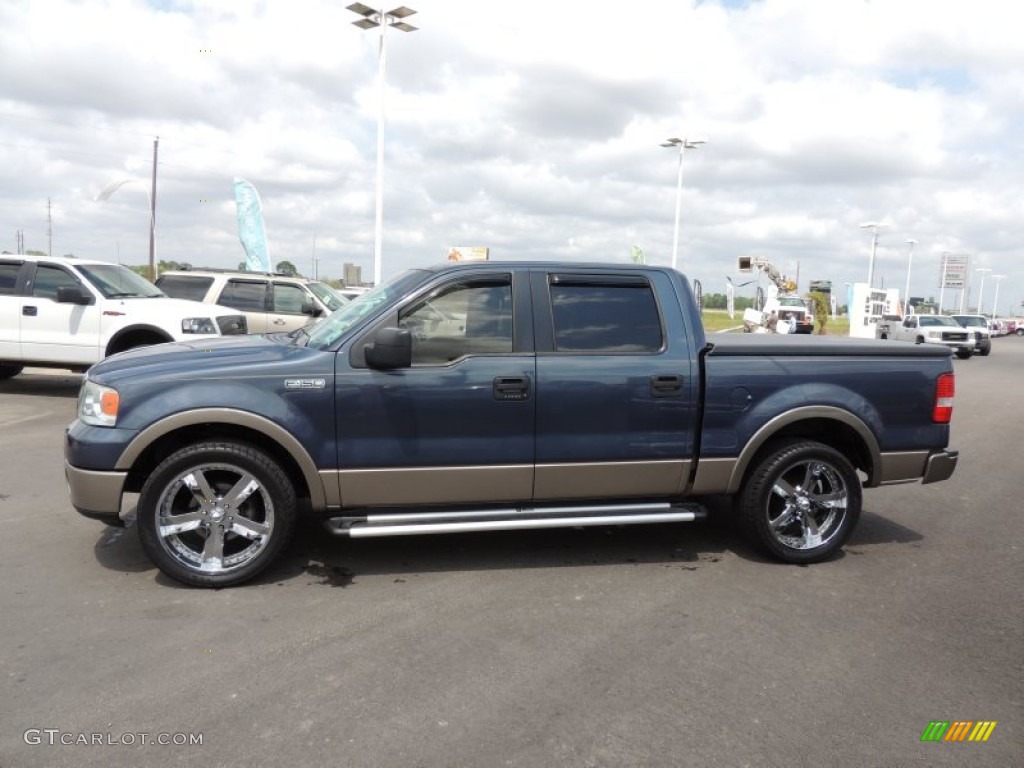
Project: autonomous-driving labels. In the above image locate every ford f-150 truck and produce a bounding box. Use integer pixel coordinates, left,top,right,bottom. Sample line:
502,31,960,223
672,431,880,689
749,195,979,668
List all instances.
65,262,959,587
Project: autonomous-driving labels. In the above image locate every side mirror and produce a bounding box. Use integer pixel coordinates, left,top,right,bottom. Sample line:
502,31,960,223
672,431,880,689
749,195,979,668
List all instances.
301,301,325,317
56,286,94,305
365,327,412,369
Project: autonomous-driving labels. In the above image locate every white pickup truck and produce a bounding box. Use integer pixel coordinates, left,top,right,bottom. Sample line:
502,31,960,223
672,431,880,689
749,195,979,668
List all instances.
876,314,973,359
0,255,248,378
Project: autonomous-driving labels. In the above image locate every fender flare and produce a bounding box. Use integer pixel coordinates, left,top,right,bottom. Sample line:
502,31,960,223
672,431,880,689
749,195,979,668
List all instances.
115,407,327,510
105,324,174,355
726,405,882,492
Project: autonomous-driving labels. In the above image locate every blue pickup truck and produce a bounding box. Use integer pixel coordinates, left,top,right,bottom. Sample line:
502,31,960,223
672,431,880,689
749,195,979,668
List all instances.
65,262,958,587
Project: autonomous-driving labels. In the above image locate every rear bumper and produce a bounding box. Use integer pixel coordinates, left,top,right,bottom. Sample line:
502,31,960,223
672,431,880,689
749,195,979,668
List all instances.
922,450,958,485
65,461,127,526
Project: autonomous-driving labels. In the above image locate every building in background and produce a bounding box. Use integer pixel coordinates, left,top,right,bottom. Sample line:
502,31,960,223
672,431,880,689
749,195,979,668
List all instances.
342,262,363,287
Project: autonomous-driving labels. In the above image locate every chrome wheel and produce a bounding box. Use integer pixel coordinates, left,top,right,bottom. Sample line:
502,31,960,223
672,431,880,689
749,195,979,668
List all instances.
739,439,861,563
138,442,297,587
766,459,848,551
155,462,275,574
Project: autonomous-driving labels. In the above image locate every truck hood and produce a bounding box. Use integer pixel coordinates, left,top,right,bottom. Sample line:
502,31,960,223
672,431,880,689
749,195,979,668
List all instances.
112,296,242,317
87,334,331,384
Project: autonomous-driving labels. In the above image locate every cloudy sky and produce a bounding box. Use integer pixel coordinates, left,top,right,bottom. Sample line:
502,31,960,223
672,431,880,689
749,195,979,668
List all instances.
2,0,1022,314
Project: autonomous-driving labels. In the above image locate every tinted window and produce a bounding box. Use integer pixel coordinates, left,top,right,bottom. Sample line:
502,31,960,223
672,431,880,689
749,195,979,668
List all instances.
0,261,21,294
220,279,268,311
32,264,81,300
272,283,308,314
550,279,662,353
399,278,513,364
156,275,215,302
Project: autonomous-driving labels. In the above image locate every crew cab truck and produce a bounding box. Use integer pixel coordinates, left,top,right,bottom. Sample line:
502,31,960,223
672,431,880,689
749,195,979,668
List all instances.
64,262,959,587
0,255,249,378
876,313,973,359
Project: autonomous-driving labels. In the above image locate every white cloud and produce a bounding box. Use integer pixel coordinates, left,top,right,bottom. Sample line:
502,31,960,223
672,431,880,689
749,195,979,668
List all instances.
0,0,1021,312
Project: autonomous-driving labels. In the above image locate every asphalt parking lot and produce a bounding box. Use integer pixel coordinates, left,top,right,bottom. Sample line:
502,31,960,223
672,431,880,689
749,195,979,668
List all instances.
1,341,1021,768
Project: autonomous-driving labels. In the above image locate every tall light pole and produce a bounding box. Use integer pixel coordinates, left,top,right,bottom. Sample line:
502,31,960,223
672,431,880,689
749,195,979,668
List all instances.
660,137,705,272
990,274,1006,317
903,238,917,312
860,222,886,288
975,267,991,313
348,4,418,286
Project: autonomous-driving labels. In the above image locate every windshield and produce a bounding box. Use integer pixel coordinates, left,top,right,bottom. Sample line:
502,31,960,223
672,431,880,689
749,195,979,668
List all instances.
78,263,164,298
307,281,348,312
919,316,958,327
952,315,986,327
304,269,428,349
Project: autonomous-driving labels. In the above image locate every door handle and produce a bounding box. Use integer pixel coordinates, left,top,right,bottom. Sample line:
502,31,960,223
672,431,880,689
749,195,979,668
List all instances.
493,376,530,401
650,374,683,397
23,305,38,316
273,318,287,325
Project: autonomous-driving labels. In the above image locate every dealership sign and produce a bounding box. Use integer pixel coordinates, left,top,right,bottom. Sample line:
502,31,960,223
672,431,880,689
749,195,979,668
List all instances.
940,254,969,288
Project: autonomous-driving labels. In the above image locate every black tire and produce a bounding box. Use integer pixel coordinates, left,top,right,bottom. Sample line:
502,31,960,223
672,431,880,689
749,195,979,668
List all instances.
137,441,297,587
737,439,861,564
955,348,972,359
0,364,23,380
979,343,991,357
1017,329,1024,337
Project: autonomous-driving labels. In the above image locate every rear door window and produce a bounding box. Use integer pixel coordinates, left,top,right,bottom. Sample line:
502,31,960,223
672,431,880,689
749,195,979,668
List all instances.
548,276,663,353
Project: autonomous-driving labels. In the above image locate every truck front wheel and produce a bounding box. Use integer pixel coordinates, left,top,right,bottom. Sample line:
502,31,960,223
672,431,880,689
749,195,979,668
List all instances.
0,364,23,380
137,441,297,587
738,439,861,564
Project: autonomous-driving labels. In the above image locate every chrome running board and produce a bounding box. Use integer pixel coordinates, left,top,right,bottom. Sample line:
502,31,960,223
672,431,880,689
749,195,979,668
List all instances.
324,501,706,538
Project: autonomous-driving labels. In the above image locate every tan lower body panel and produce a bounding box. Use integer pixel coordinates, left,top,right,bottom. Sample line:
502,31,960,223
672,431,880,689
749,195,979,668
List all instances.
534,459,689,501
330,459,691,508
877,450,929,484
687,457,739,495
334,465,533,507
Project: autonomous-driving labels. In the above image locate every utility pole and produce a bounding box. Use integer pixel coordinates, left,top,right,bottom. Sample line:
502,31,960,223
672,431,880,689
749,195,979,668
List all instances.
47,198,53,257
148,137,159,280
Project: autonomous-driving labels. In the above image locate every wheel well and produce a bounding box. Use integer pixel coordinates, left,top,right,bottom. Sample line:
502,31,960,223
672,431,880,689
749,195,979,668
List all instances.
123,423,312,505
753,418,873,480
106,327,172,356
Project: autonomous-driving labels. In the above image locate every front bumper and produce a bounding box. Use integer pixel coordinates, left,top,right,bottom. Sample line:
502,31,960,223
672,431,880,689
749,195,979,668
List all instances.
65,461,128,526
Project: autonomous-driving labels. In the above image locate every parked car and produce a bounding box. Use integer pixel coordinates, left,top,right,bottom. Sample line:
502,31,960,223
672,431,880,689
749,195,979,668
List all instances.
877,314,973,359
155,269,347,333
948,314,993,356
0,255,247,378
66,261,958,587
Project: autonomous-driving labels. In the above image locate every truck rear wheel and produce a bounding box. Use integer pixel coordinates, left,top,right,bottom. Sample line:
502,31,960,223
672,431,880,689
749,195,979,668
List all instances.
738,439,861,564
0,364,23,380
137,441,297,587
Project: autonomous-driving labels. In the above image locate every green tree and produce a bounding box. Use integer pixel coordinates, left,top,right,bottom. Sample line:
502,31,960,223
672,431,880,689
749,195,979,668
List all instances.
808,291,830,335
276,260,298,276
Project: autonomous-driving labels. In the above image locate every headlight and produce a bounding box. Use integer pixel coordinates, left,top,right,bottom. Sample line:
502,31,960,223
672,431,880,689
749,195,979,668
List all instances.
182,317,219,334
78,379,119,427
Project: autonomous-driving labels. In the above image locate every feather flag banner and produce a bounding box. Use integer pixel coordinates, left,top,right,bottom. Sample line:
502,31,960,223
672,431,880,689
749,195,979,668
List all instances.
234,177,270,272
